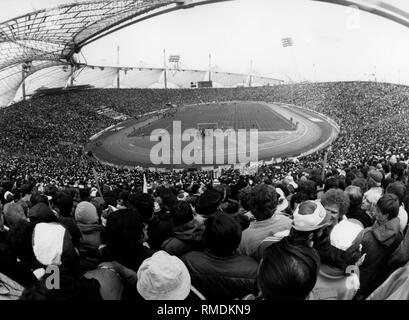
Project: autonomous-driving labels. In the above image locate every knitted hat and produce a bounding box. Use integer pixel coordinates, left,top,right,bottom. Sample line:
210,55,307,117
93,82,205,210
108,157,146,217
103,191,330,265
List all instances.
75,201,98,224
137,251,191,300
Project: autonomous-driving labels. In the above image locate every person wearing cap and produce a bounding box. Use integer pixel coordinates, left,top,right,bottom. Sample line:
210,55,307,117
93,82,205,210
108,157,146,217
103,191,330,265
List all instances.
182,214,258,299
238,184,292,258
356,193,403,299
75,201,102,254
19,222,103,300
161,201,205,258
2,191,15,217
100,250,203,300
312,219,366,300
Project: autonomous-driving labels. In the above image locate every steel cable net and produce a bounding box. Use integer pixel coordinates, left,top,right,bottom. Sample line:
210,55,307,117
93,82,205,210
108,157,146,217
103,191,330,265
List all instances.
2,0,405,106
0,0,176,107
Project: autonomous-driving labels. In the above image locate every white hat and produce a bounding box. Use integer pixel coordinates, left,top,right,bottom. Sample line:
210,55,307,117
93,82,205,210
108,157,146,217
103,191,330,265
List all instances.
177,192,189,202
90,187,98,198
330,219,364,251
32,223,74,266
285,175,298,189
293,200,332,232
4,191,13,201
275,188,289,213
137,251,191,300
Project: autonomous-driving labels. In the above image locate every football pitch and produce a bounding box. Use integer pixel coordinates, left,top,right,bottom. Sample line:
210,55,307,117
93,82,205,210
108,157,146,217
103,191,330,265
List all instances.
88,101,337,169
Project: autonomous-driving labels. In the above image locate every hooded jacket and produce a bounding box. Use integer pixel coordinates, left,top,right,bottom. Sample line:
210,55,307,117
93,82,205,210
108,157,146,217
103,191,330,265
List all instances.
161,219,205,257
356,217,402,299
77,223,103,251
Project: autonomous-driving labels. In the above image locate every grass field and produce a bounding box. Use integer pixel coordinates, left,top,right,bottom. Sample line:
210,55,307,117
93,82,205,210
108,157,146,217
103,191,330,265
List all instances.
129,101,295,137
89,101,336,169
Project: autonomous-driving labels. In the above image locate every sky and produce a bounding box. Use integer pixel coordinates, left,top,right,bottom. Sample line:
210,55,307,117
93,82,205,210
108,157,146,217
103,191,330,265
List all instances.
2,0,409,84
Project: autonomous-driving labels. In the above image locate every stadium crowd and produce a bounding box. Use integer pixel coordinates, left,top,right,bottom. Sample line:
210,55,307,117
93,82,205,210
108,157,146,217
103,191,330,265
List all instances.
1,82,409,299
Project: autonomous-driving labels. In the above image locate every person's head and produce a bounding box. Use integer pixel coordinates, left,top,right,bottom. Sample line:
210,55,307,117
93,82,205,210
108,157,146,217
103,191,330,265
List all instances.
4,203,27,228
386,181,406,205
324,177,342,192
137,251,191,300
75,201,99,224
79,188,90,201
129,193,155,222
344,185,363,208
258,237,320,300
290,191,310,211
391,162,406,180
297,179,317,200
53,192,74,217
31,222,78,272
275,188,289,213
238,186,252,211
321,219,365,271
321,189,350,225
351,178,369,194
204,213,242,256
104,209,145,263
367,169,383,188
248,184,278,221
195,189,222,216
291,200,332,246
30,193,49,207
361,188,383,218
170,201,194,227
28,203,58,224
376,193,400,223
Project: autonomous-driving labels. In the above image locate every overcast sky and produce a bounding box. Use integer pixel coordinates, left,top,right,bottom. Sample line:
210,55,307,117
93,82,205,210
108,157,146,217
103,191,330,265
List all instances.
2,0,409,83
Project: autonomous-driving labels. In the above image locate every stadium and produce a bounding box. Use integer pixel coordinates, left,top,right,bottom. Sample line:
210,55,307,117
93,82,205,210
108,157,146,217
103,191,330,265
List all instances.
1,0,409,303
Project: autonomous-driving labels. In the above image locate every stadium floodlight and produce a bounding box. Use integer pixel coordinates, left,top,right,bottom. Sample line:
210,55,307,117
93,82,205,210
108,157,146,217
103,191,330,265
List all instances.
281,37,294,47
169,55,181,63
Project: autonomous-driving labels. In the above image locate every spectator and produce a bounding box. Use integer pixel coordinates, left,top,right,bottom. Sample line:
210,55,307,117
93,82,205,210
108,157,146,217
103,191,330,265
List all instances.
320,188,350,225
312,219,365,300
182,214,258,300
161,201,205,257
238,184,292,257
247,237,319,300
357,193,403,299
345,186,372,228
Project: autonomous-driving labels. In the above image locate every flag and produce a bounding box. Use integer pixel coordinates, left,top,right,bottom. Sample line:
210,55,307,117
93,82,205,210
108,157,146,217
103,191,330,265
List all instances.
92,168,104,201
143,174,148,194
281,37,294,47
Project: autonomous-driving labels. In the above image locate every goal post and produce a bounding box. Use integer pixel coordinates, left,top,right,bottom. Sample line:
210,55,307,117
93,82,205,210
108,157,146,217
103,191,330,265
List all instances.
197,123,218,131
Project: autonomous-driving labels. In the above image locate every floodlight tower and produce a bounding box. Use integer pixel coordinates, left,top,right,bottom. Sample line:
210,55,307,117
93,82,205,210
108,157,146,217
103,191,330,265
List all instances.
163,49,168,89
21,61,32,101
117,45,120,89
